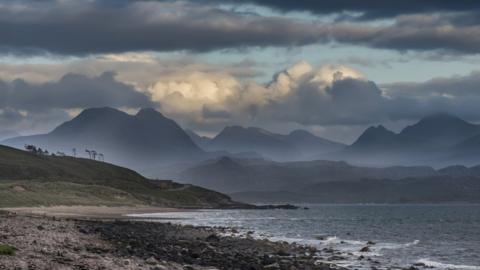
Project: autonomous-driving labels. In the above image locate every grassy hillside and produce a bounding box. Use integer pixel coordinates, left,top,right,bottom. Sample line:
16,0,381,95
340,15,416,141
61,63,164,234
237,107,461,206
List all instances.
0,145,243,208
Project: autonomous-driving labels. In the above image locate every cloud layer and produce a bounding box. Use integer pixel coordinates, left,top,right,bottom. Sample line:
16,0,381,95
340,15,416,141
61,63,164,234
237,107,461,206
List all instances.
0,71,153,135
0,72,153,111
210,0,480,19
142,60,480,131
3,58,480,140
1,1,480,55
0,1,330,55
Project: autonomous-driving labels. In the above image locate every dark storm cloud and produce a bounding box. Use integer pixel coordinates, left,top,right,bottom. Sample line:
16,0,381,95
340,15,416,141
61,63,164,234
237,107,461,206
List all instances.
322,13,480,55
385,71,480,98
212,0,480,20
1,1,480,56
0,1,479,55
383,72,480,121
0,1,331,56
0,72,153,111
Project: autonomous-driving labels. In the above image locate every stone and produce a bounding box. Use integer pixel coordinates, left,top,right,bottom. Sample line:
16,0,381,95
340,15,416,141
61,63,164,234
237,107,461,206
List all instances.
359,246,370,252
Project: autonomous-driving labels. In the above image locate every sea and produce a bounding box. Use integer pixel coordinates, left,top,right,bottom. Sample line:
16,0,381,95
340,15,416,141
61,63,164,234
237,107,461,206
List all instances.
129,204,480,270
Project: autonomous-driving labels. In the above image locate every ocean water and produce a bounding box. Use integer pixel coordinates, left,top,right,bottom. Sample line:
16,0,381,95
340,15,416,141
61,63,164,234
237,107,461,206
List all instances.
129,204,480,270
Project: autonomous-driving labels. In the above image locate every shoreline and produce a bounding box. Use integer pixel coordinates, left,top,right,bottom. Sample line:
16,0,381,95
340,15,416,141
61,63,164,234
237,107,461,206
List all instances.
0,207,345,270
0,206,442,270
2,205,187,219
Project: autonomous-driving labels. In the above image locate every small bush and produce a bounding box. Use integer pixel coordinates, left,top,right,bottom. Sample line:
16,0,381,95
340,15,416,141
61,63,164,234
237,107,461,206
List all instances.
0,244,16,255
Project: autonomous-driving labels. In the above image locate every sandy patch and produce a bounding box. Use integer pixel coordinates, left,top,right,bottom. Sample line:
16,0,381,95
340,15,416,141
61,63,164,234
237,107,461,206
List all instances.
1,205,184,219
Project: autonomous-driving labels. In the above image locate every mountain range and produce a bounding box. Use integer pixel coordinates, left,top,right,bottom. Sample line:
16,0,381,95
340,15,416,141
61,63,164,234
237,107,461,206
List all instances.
179,156,439,193
337,113,480,166
186,112,480,167
3,107,480,203
188,126,345,161
2,107,345,172
179,156,480,203
4,107,480,175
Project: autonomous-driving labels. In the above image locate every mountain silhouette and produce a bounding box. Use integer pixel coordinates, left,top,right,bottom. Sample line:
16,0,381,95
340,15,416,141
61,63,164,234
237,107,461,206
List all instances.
347,125,397,151
203,126,344,160
398,113,480,146
3,107,203,168
185,129,212,149
341,113,480,166
180,157,437,193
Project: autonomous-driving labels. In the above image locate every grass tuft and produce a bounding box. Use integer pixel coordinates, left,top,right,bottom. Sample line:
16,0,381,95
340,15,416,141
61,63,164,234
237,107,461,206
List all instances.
0,244,16,255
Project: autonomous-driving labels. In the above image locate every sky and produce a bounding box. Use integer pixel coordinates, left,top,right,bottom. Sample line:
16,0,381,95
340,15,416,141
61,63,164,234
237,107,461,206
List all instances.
2,0,480,143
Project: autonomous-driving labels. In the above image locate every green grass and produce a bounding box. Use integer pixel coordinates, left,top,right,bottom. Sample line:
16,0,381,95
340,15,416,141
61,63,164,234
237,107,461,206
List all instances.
0,181,144,207
0,244,15,255
0,145,239,208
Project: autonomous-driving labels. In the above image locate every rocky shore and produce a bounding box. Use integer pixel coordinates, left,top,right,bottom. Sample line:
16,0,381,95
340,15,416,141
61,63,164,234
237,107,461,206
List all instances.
0,211,345,270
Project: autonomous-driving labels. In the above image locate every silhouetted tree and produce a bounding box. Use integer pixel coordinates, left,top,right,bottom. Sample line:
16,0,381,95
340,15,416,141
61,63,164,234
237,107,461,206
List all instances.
85,149,92,159
24,144,50,156
72,148,76,157
98,153,104,161
24,144,37,154
91,150,97,160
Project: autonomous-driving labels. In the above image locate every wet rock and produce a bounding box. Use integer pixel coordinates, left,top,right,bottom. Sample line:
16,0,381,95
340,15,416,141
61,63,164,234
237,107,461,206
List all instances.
328,255,346,261
205,234,220,242
264,262,280,269
276,249,290,256
360,246,370,252
146,257,158,265
402,267,419,270
314,234,328,240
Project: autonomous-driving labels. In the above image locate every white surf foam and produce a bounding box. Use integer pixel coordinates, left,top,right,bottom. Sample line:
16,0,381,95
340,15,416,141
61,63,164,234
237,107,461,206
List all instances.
417,259,480,270
376,239,420,250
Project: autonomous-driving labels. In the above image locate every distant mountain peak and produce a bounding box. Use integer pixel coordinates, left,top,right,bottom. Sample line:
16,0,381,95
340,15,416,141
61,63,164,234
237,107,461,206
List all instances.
4,106,203,166
399,112,479,143
77,106,124,117
289,129,313,137
213,156,244,170
417,112,467,126
136,107,159,114
219,126,272,136
221,125,245,133
364,125,395,135
348,125,396,149
247,127,274,135
135,107,165,118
